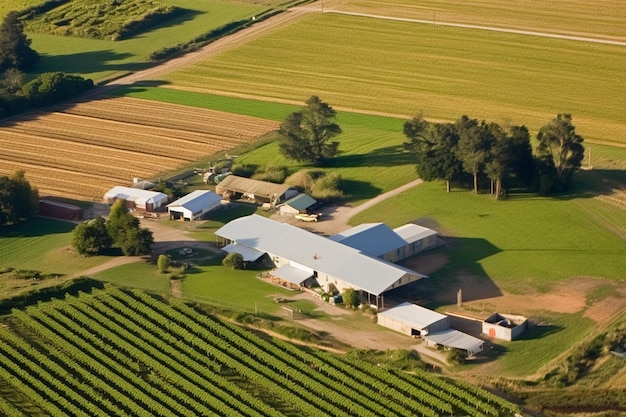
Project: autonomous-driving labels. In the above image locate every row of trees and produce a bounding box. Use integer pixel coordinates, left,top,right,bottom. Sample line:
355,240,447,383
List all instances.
0,11,93,119
403,113,584,197
0,170,39,226
72,199,154,256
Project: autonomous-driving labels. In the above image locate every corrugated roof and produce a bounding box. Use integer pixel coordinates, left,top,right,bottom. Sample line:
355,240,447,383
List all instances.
221,243,265,262
281,193,317,211
216,175,291,199
167,190,221,215
215,215,426,295
424,329,484,355
330,223,408,257
272,265,312,285
393,224,437,244
378,302,447,330
104,186,168,204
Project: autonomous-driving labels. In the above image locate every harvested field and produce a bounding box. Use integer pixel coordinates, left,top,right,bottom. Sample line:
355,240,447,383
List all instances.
0,96,278,202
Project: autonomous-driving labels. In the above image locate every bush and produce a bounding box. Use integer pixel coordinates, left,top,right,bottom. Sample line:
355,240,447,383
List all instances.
157,254,170,273
222,252,244,270
231,164,257,178
251,165,288,183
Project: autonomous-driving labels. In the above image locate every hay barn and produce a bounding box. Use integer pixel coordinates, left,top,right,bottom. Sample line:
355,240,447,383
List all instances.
167,190,222,221
215,175,297,204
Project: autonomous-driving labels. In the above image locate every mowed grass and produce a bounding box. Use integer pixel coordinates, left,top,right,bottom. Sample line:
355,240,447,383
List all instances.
0,218,111,275
324,0,626,42
24,0,275,83
161,13,626,145
351,178,626,289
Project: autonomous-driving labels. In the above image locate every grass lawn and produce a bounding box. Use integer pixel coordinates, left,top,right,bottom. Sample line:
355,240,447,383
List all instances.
0,217,111,276
92,260,172,295
161,13,626,145
25,0,277,83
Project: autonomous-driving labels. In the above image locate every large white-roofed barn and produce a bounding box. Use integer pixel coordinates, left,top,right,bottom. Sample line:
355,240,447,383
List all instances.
215,215,428,308
103,186,168,212
166,190,222,221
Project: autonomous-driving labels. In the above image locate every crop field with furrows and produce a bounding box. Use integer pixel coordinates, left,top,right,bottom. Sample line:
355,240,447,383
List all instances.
0,97,278,201
162,12,626,145
322,0,626,42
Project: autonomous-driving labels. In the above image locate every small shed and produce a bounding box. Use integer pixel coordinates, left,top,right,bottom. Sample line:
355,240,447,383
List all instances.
278,193,317,216
482,313,528,341
378,302,449,337
38,200,83,220
393,223,438,256
167,190,222,221
103,186,168,212
424,329,484,356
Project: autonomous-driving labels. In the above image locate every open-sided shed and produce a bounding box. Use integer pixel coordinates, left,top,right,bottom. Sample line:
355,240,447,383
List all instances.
377,302,449,337
167,190,222,221
215,175,297,204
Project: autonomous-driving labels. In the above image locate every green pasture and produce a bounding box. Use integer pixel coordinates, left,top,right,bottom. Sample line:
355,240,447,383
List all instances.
161,13,626,145
92,261,173,294
324,0,626,42
0,0,42,19
0,218,110,276
23,0,274,83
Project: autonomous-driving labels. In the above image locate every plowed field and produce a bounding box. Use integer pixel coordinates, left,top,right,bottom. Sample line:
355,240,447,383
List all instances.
0,96,278,202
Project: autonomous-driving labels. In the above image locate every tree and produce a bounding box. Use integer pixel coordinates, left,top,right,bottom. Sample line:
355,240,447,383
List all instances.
2,68,25,93
278,96,341,165
118,227,154,256
455,116,492,194
536,114,585,192
0,11,39,72
21,72,93,107
0,170,39,225
342,288,359,308
222,252,244,269
106,199,139,242
72,216,112,256
404,119,464,192
157,254,171,273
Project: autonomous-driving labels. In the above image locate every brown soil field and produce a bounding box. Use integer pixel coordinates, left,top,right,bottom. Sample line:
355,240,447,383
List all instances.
0,96,278,201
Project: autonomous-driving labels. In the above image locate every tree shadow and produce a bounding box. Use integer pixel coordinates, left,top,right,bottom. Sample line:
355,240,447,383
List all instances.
340,179,382,201
35,50,149,77
1,217,76,237
329,145,416,168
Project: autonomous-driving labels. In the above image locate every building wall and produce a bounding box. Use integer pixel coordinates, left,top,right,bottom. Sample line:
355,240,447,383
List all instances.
482,313,528,341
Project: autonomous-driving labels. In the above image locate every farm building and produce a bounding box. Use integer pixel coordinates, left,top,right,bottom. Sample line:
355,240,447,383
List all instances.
215,175,297,204
378,302,449,337
278,193,317,216
482,313,528,341
215,215,427,308
103,186,168,212
393,223,439,257
38,200,83,220
330,223,438,262
378,302,484,356
166,190,222,221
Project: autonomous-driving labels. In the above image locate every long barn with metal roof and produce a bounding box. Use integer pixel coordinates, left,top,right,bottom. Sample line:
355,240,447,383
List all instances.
215,215,427,308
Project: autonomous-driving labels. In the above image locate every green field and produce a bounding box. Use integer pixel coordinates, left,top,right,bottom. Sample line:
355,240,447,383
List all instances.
324,0,626,42
160,12,626,145
21,0,280,82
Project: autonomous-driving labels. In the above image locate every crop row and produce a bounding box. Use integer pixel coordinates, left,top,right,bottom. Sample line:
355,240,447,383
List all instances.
63,96,279,138
4,288,519,416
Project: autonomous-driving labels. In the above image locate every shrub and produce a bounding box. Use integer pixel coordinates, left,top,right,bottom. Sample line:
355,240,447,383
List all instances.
231,164,257,178
251,165,288,183
222,252,244,270
157,254,170,273
447,348,466,365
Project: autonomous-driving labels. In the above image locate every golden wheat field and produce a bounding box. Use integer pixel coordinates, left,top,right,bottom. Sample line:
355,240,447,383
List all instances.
0,96,278,202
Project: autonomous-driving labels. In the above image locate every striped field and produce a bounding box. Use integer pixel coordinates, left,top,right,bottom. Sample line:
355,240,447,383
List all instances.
0,96,278,201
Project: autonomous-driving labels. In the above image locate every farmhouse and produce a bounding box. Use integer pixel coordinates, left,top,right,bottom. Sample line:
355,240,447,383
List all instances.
330,223,438,262
215,175,297,204
166,190,222,221
277,193,317,216
378,302,484,356
103,186,168,212
215,215,427,308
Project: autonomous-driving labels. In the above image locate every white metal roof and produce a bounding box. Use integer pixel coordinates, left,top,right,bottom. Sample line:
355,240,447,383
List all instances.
221,243,265,262
104,186,168,204
167,190,221,215
330,223,408,257
424,329,484,355
272,265,312,285
393,223,437,243
215,215,426,295
378,302,447,330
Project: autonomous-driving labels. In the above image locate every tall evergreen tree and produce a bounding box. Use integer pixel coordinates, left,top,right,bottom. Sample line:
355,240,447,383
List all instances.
536,114,585,192
0,11,39,72
278,96,341,165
